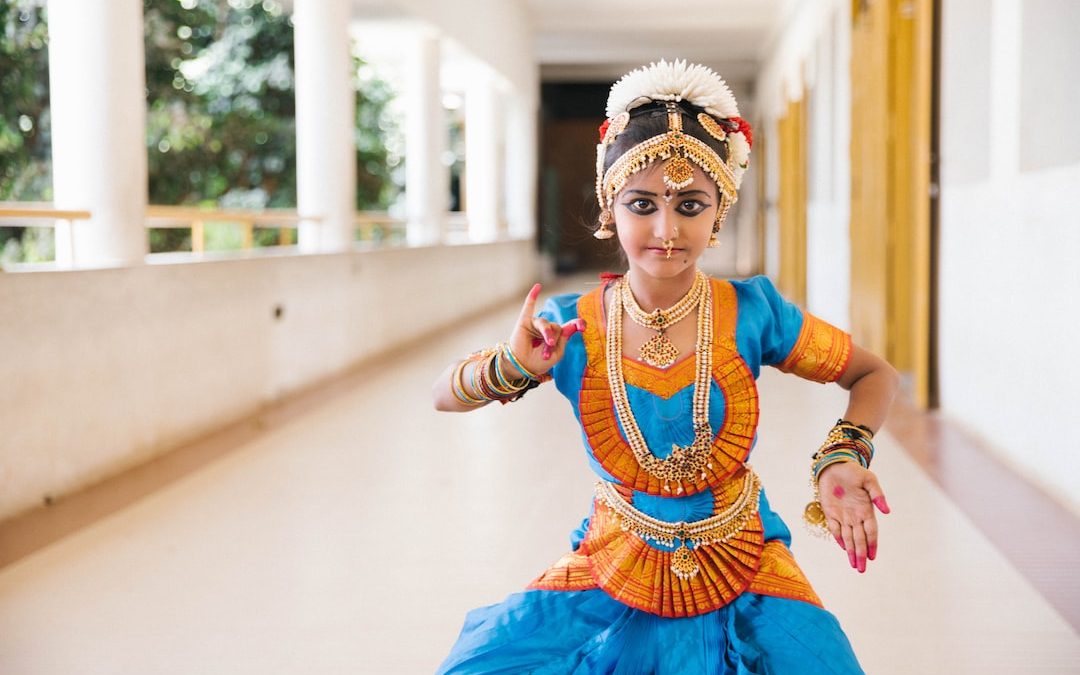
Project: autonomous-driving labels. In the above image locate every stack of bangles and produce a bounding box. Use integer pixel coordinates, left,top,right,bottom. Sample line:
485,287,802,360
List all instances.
803,419,875,535
451,343,550,406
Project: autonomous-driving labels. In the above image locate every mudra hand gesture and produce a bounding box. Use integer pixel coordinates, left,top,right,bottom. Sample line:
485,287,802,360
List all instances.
816,461,890,574
509,283,586,377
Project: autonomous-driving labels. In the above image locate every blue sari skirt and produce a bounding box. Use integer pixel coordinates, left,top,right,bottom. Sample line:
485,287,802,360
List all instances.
437,587,863,675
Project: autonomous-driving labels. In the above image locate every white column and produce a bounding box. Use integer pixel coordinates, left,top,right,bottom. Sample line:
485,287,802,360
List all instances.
293,0,356,253
465,69,501,242
404,32,446,247
47,0,147,268
504,93,537,240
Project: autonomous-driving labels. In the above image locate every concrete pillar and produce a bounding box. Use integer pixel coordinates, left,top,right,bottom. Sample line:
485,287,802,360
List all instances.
405,32,446,247
504,93,537,240
47,0,147,268
293,0,356,253
465,69,501,242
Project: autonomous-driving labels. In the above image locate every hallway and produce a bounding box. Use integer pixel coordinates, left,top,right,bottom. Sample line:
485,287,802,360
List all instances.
0,283,1076,674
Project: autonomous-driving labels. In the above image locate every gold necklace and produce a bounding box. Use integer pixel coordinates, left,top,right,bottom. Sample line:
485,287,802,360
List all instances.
621,270,706,368
607,274,715,492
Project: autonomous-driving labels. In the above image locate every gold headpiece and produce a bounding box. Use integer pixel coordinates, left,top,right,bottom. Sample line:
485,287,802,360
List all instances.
594,60,752,235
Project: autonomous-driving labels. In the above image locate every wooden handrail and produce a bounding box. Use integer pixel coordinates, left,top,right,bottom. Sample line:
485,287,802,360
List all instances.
0,202,91,221
145,205,320,227
2,202,414,256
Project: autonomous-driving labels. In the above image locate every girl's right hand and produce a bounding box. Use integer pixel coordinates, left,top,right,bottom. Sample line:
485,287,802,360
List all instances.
509,283,586,377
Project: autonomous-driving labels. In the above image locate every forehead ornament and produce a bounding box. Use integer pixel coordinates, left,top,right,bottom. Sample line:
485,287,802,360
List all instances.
594,60,752,232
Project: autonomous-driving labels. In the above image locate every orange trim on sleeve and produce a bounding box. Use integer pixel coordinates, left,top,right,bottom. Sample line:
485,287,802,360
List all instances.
776,313,853,383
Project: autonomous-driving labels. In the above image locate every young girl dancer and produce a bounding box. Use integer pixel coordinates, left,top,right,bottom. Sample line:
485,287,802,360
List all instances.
433,60,898,674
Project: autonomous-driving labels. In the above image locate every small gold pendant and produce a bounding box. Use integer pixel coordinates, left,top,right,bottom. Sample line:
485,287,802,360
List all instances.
803,500,829,537
639,332,679,368
670,544,700,580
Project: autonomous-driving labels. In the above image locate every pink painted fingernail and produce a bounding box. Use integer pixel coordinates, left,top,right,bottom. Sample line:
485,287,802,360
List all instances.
868,544,877,560
858,557,866,573
873,496,891,514
542,347,552,360
531,338,542,348
834,535,845,549
832,485,845,499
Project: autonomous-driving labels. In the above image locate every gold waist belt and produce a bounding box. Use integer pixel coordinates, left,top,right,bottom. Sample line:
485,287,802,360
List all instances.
594,468,761,580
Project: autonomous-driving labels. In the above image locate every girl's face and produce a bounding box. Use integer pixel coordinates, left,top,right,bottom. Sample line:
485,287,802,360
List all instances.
613,161,719,282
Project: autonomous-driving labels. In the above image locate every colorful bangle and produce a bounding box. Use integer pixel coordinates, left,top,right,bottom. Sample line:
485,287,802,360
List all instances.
451,360,487,407
501,343,542,381
448,343,545,407
803,419,877,537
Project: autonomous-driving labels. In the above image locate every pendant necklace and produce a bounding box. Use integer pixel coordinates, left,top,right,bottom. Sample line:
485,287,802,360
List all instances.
620,270,706,369
608,272,716,491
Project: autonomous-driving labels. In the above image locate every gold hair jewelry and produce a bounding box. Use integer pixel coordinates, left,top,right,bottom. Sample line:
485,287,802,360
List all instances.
608,272,716,491
597,104,739,233
697,113,728,143
620,270,704,368
595,469,761,580
602,111,630,146
708,233,721,248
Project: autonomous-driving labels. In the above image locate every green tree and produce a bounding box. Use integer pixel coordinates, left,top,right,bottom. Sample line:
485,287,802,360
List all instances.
0,0,52,262
1,0,402,260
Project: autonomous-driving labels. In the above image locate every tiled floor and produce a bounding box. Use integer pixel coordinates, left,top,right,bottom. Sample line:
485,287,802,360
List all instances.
1,286,1078,674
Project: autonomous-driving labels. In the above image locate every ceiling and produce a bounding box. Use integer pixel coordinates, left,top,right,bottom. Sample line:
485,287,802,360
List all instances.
523,0,792,85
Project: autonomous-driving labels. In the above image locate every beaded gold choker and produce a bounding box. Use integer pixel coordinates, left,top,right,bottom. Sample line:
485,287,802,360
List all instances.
607,273,715,491
620,270,706,368
595,469,761,580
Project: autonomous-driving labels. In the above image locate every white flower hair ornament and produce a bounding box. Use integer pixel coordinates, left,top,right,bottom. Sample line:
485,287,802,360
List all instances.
595,60,754,242
605,59,739,119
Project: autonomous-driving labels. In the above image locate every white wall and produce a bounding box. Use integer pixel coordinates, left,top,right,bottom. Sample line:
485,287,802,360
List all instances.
938,0,1080,514
0,242,538,520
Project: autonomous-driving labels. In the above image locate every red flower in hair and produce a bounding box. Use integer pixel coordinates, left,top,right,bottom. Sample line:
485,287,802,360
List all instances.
598,118,611,142
731,116,753,148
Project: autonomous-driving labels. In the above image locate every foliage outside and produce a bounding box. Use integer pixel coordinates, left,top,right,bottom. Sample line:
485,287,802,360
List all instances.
0,0,403,263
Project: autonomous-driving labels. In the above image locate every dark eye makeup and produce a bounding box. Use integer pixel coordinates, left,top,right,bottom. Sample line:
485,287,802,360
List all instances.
621,198,713,216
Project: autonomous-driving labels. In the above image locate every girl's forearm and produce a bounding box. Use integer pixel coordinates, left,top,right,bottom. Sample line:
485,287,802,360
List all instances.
841,363,900,434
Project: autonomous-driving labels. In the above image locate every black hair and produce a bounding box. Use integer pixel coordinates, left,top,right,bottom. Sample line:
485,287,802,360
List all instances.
602,100,730,178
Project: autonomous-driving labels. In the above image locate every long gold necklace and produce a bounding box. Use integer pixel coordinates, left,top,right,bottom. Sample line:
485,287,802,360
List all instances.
620,270,706,368
607,273,715,492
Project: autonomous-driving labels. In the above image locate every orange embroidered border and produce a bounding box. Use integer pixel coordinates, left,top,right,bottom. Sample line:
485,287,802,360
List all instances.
747,540,823,607
577,279,759,496
776,313,853,383
527,535,822,615
582,495,766,618
527,551,597,591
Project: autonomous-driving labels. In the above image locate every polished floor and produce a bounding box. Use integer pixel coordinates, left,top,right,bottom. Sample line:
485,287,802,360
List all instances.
1,287,1078,674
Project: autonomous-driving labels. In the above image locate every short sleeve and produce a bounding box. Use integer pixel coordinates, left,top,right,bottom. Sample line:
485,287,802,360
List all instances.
537,293,581,325
735,276,852,383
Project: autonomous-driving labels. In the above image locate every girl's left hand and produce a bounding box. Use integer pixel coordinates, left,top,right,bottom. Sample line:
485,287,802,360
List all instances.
816,462,891,573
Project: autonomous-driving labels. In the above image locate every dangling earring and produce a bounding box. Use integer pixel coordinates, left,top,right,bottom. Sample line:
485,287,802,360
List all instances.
708,224,722,248
594,209,615,240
